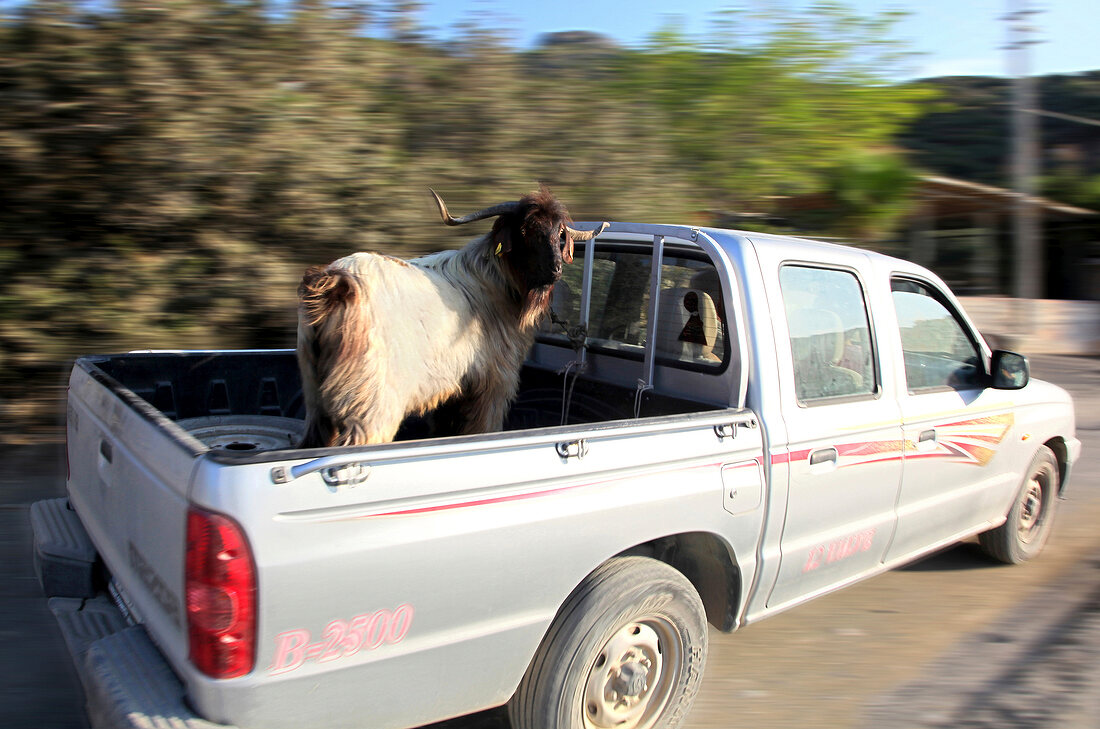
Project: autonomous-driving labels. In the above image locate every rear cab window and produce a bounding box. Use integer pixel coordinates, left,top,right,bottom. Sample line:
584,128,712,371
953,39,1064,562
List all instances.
531,232,745,410
544,244,730,372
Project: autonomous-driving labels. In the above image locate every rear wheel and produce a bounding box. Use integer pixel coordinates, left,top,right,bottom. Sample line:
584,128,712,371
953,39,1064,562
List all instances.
979,445,1059,564
509,557,707,729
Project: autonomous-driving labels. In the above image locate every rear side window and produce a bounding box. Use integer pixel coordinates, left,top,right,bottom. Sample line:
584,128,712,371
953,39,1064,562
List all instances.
653,257,727,367
781,265,877,403
891,278,983,391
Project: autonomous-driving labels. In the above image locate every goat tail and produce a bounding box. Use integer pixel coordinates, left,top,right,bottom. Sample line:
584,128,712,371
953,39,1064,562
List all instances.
297,265,369,448
300,265,355,327
299,265,368,359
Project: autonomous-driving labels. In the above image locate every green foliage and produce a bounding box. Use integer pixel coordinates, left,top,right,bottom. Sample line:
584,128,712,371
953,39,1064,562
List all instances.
613,4,933,207
826,149,918,241
1043,170,1100,210
0,0,934,438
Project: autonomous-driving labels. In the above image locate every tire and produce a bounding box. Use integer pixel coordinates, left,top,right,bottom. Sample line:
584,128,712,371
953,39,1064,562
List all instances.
509,557,708,729
979,445,1060,564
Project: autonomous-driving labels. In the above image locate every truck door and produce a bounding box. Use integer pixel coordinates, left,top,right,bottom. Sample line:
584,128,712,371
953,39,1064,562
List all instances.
882,277,1021,562
766,264,904,610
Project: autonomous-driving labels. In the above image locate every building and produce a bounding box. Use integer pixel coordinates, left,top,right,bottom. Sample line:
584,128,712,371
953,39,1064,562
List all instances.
904,175,1098,301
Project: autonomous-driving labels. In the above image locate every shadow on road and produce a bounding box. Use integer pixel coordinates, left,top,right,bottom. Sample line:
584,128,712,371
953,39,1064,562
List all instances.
899,541,1014,573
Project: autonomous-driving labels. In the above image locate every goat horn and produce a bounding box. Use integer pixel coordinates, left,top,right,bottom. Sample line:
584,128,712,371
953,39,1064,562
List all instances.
566,222,610,241
430,188,522,226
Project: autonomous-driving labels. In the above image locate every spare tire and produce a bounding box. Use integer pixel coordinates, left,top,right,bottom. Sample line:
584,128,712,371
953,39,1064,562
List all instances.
177,415,304,452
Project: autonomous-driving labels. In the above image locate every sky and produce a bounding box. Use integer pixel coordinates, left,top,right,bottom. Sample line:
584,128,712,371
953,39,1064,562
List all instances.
417,0,1100,79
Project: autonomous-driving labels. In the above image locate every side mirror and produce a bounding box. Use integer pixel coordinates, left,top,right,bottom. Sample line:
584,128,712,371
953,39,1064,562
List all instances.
990,350,1029,390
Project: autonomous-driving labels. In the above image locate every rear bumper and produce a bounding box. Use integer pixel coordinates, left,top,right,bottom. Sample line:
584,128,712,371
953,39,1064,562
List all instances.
32,498,237,729
55,598,238,729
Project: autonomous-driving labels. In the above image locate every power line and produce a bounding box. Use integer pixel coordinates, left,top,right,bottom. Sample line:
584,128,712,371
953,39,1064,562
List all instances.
1023,108,1100,128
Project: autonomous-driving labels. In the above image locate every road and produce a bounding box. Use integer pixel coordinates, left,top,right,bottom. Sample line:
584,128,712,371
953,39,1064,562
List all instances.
2,354,1098,729
688,354,1100,729
688,358,1100,729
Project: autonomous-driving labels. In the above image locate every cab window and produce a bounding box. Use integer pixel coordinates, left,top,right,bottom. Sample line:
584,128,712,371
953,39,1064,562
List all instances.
545,245,728,371
780,265,877,403
891,278,983,392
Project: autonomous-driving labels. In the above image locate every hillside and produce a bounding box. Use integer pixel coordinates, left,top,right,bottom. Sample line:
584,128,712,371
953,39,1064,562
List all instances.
899,72,1100,191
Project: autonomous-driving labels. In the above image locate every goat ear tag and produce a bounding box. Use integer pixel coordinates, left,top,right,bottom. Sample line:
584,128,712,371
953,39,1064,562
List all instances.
491,228,512,256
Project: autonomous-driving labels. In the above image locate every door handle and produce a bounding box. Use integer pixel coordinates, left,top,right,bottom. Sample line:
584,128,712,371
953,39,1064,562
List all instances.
97,439,114,484
809,447,838,468
918,429,936,443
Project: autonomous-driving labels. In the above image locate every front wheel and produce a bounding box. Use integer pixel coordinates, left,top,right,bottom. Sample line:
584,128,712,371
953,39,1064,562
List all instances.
979,445,1060,564
509,557,708,729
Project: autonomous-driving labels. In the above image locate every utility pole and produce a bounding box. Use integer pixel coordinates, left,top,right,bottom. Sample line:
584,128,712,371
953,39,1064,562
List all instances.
1006,0,1042,300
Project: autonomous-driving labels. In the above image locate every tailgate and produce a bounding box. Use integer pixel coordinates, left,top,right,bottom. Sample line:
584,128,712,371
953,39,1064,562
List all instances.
65,357,200,669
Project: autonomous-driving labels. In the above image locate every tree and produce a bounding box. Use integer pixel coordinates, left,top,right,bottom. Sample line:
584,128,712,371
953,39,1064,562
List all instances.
0,0,938,438
825,148,917,241
612,3,934,212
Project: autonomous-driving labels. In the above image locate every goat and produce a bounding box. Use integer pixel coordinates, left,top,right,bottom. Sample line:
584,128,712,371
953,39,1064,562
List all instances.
296,188,608,448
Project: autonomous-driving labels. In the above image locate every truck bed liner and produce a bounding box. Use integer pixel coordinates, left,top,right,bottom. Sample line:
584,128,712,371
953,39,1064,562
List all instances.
85,351,720,450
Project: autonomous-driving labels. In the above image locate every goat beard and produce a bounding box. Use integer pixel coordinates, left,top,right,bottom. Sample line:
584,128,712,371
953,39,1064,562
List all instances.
520,286,553,331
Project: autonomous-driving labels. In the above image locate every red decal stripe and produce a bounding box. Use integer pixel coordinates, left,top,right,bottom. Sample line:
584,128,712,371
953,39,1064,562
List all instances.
355,461,724,519
367,482,591,518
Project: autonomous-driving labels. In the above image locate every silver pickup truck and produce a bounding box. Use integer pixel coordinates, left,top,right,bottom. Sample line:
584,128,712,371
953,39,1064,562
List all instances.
34,223,1080,729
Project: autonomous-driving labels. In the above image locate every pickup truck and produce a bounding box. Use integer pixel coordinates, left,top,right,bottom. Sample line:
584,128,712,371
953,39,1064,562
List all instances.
34,222,1080,729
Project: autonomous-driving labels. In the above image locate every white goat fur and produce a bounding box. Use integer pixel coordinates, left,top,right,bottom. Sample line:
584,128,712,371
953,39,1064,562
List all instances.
297,239,547,447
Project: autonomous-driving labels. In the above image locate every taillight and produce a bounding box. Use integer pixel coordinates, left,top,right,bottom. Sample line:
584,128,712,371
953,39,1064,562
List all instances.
186,507,257,679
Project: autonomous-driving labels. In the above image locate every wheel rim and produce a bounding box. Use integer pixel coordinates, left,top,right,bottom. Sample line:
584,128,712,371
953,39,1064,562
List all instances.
1017,474,1046,545
582,618,681,729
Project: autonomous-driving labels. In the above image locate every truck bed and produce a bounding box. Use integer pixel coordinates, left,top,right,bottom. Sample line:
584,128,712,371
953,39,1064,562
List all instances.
88,350,721,453
57,347,759,729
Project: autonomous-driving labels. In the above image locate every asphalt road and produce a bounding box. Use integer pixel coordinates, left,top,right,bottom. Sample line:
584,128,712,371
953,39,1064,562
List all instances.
3,354,1098,729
